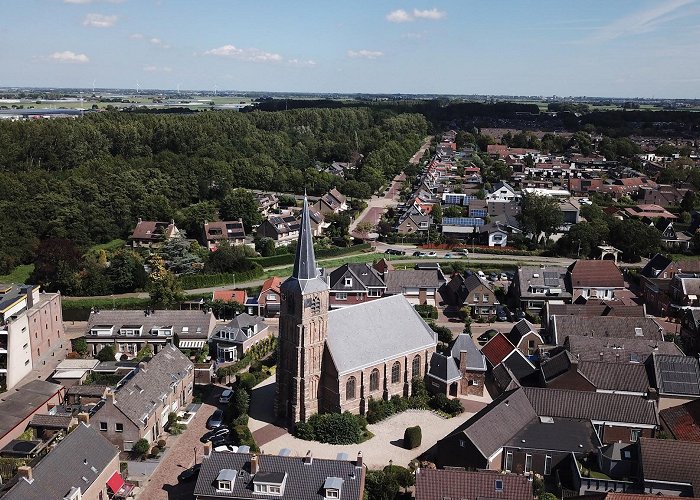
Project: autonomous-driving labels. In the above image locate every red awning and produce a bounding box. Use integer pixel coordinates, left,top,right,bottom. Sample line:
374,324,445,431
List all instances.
106,471,125,493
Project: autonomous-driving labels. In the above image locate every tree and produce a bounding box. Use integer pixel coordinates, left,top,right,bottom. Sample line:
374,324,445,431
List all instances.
431,203,442,224
232,388,250,417
355,221,374,237
147,255,184,309
205,244,257,273
160,236,202,275
106,249,147,293
220,189,263,232
72,338,88,356
364,470,400,500
134,344,153,361
29,238,82,292
97,345,116,362
403,426,422,449
255,237,276,257
681,190,697,212
132,438,150,456
608,219,661,262
518,193,564,245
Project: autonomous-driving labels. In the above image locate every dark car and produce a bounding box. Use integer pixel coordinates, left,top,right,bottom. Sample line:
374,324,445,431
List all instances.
385,248,406,255
477,329,499,345
496,305,509,321
515,309,526,320
488,272,498,281
178,463,201,483
206,409,224,430
412,251,423,257
200,426,229,443
210,435,231,448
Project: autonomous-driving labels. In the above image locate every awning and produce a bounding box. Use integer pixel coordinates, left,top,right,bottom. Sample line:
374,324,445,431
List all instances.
179,340,205,349
106,471,125,493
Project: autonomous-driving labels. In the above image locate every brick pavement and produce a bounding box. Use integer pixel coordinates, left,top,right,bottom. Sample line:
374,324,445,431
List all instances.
136,387,224,500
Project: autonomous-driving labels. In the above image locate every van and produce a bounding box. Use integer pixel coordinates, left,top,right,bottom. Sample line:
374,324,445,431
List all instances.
477,270,486,278
218,389,233,404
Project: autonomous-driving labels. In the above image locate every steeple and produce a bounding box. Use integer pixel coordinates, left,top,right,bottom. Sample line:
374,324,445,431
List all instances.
292,196,318,280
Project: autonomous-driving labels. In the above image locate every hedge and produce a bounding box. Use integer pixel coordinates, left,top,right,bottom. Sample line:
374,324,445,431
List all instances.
251,243,372,268
62,296,151,311
306,412,364,445
404,426,422,449
177,264,264,289
414,304,438,320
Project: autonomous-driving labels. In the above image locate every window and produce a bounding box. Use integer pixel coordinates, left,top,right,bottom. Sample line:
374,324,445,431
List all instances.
370,369,380,391
311,297,321,314
336,292,347,301
344,277,353,287
367,289,381,297
267,293,277,302
468,379,479,386
525,453,533,474
218,480,232,491
459,439,466,448
505,451,513,471
115,423,123,432
391,362,401,384
346,377,356,400
631,429,642,442
473,293,480,302
528,340,536,355
495,479,504,491
544,455,552,475
483,295,489,303
412,355,421,378
326,489,339,499
99,422,107,431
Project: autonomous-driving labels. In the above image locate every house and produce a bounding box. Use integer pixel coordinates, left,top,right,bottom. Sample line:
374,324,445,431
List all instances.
313,188,348,215
541,352,649,395
383,268,446,306
505,319,543,357
0,380,64,450
646,353,700,410
50,358,100,388
681,308,700,355
638,254,700,316
639,184,689,207
440,273,469,307
396,213,431,234
462,274,499,318
542,302,646,330
659,398,700,442
212,288,247,306
210,313,270,362
656,220,692,251
426,333,487,397
564,334,683,363
414,469,532,500
637,437,700,497
85,309,216,357
670,273,700,307
1,422,127,500
194,449,364,500
550,315,665,346
511,266,571,313
254,192,279,215
436,388,600,473
203,220,246,250
481,333,517,368
0,284,64,392
256,214,300,247
623,204,677,221
327,263,386,308
128,218,181,248
257,276,282,317
567,260,625,302
486,181,518,202
477,223,510,247
64,384,109,409
91,344,193,451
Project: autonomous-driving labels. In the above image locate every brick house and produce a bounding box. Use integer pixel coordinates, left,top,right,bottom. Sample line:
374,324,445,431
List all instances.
396,213,431,235
383,268,446,307
646,353,700,410
128,218,181,248
567,260,625,302
91,344,193,451
427,333,486,397
313,188,348,215
415,469,532,500
505,319,543,357
462,274,499,318
327,263,386,308
0,380,64,450
210,313,271,362
257,276,281,317
511,266,571,313
639,253,700,316
203,220,246,250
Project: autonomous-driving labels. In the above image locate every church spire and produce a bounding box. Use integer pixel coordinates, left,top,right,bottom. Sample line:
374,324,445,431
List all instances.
292,196,318,280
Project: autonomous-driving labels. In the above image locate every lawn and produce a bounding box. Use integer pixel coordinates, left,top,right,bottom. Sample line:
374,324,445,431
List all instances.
0,264,34,284
89,239,125,252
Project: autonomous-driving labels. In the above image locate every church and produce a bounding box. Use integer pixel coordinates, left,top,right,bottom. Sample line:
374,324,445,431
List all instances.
275,197,438,428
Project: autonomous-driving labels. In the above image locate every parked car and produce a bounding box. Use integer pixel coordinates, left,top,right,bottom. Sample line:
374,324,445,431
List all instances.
211,435,231,447
496,306,509,322
515,309,526,320
219,389,233,404
504,271,515,280
214,444,239,453
443,253,455,259
413,251,423,257
206,409,224,429
425,251,437,257
488,272,498,281
477,329,499,345
178,464,201,483
477,270,486,278
456,248,469,255
499,273,508,281
201,426,230,443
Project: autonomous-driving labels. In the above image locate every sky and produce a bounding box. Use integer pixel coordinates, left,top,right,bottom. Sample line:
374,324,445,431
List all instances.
2,0,700,98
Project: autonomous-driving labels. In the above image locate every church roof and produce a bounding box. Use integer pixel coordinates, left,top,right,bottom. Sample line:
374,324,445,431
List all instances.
326,294,437,375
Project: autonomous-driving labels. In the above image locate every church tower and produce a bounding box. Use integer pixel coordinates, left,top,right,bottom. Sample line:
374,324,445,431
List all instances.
275,196,330,428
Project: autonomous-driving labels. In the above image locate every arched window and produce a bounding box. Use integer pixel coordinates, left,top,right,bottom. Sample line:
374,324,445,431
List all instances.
369,369,380,392
391,362,401,384
412,355,421,379
346,377,356,400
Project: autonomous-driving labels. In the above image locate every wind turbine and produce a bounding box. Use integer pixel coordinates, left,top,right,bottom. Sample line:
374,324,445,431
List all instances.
176,83,181,95
213,84,218,97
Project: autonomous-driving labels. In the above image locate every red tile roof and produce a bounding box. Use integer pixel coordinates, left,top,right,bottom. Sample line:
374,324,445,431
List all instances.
481,333,516,366
258,277,281,305
568,260,625,288
212,289,247,304
659,399,700,442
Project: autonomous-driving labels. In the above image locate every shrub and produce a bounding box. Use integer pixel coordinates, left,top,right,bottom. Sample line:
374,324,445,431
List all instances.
429,323,453,344
384,464,415,488
404,426,422,449
293,421,316,441
414,304,438,320
307,412,362,445
367,398,396,424
72,338,88,356
444,398,464,416
429,392,449,412
249,360,263,373
238,372,257,392
150,446,160,457
97,345,116,362
132,439,150,456
232,388,250,417
233,414,249,426
167,412,178,427
157,439,167,449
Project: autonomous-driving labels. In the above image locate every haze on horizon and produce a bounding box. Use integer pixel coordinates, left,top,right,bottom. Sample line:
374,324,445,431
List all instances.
2,0,700,99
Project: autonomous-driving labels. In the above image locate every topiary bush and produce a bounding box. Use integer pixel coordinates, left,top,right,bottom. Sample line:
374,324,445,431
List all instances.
232,388,250,417
404,426,422,449
293,421,316,441
307,412,362,444
132,438,150,456
238,372,257,392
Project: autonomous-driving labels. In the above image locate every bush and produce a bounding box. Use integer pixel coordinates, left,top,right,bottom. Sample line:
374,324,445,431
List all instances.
293,421,316,441
367,398,396,424
132,439,150,456
414,304,439,319
238,372,257,392
232,424,259,452
429,323,453,344
429,392,449,412
72,338,88,356
157,439,167,449
384,464,415,488
233,414,249,426
444,398,464,416
97,345,116,362
249,360,263,373
307,412,363,445
232,388,250,417
404,426,422,449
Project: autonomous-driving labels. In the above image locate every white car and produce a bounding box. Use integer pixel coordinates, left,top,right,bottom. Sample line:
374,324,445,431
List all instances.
214,444,239,453
218,389,233,404
477,271,486,278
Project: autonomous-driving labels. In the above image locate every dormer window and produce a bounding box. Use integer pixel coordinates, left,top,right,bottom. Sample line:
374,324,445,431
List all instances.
253,472,287,496
324,477,343,499
495,479,504,491
216,469,236,492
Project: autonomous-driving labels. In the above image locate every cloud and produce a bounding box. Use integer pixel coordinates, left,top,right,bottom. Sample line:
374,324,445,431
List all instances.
347,49,383,59
144,65,172,72
83,13,117,28
288,59,317,67
587,0,695,43
130,33,143,39
149,37,170,48
49,51,90,63
204,44,283,62
402,31,427,39
386,7,446,23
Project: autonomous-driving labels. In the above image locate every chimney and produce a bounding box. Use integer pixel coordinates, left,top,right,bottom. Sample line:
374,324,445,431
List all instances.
203,442,212,457
303,450,313,465
77,412,89,425
356,451,363,469
251,454,259,475
599,352,604,361
138,217,142,223
138,362,147,372
17,466,33,483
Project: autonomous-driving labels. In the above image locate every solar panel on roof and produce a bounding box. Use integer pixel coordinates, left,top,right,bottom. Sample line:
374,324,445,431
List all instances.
442,217,485,227
543,272,560,287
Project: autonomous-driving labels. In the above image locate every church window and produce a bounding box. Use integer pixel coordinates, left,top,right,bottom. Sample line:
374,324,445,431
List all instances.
369,369,380,391
346,377,356,400
391,362,401,384
412,355,421,378
311,296,321,314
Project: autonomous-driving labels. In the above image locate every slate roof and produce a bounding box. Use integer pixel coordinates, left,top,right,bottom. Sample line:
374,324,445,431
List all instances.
2,423,118,500
291,196,317,281
506,417,600,454
545,303,646,319
106,344,192,426
462,273,494,294
328,263,385,291
326,294,437,375
414,469,532,500
659,399,700,442
87,309,216,340
522,387,658,426
428,353,461,383
515,266,571,300
505,319,539,346
28,414,74,429
638,437,700,494
450,333,487,371
213,313,268,344
552,315,664,345
500,350,536,380
641,254,673,278
565,335,682,363
567,260,624,288
492,364,521,392
678,275,700,297
577,361,650,393
194,451,364,500
541,350,577,382
649,353,700,396
481,333,516,366
384,269,445,294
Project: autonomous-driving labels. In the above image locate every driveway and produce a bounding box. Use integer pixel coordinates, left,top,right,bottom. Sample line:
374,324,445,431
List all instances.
248,376,488,469
136,386,225,500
